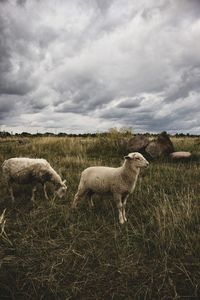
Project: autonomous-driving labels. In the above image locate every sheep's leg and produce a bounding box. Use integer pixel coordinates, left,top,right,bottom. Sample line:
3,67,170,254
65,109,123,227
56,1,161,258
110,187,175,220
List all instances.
8,184,15,203
71,192,80,208
89,196,94,208
122,195,129,222
31,186,37,202
43,183,49,200
88,191,94,208
114,194,124,224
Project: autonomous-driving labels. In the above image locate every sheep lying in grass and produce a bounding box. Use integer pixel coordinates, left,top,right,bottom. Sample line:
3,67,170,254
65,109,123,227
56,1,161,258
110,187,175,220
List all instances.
72,152,149,224
2,158,67,203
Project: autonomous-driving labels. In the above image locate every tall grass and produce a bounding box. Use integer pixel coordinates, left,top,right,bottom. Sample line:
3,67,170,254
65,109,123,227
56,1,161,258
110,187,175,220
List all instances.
0,135,199,299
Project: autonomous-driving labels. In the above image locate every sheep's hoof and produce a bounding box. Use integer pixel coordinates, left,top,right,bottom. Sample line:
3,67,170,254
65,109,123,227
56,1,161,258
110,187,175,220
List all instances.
119,217,128,224
71,203,77,209
31,198,36,206
89,202,94,209
119,218,125,225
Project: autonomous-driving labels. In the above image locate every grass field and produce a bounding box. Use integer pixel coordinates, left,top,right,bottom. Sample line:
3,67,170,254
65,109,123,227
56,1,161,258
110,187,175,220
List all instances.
0,134,200,299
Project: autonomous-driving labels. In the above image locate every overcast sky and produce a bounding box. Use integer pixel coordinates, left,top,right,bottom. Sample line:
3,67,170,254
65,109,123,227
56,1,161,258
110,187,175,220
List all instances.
0,0,200,134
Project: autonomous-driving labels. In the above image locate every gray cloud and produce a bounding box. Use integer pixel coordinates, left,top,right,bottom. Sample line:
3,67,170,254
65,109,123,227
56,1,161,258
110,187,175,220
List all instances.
16,0,26,6
0,99,14,120
0,95,23,121
165,67,200,102
117,98,142,109
0,0,200,134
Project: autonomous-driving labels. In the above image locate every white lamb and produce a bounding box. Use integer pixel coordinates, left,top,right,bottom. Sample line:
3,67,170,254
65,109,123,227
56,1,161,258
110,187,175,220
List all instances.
2,158,67,202
72,152,149,224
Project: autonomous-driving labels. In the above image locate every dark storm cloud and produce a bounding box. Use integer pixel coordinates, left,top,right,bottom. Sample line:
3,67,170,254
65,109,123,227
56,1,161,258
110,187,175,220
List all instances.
0,100,13,119
16,0,26,5
54,75,114,114
0,95,23,122
165,67,200,102
30,101,48,111
0,0,200,133
0,17,12,91
117,98,142,109
0,5,38,97
94,0,112,12
0,80,34,96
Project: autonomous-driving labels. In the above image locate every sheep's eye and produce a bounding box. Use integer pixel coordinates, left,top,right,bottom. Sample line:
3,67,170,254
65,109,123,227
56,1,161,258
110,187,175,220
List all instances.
136,157,140,160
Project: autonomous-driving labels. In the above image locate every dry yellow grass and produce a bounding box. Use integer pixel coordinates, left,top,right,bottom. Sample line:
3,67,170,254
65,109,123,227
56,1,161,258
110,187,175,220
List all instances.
0,135,199,299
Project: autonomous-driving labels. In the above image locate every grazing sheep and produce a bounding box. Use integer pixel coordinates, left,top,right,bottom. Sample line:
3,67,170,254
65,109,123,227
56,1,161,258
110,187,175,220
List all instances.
72,152,149,224
2,158,67,202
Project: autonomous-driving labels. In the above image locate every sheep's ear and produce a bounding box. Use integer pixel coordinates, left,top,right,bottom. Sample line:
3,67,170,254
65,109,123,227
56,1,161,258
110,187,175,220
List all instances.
124,155,131,160
62,179,66,184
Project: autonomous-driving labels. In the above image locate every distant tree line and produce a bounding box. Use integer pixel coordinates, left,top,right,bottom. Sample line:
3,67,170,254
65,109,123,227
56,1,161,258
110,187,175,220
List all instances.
0,130,199,138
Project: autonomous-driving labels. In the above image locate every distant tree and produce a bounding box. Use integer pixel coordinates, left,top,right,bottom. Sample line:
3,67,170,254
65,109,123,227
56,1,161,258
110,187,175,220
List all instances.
21,132,31,137
43,132,55,137
58,132,67,137
0,131,11,138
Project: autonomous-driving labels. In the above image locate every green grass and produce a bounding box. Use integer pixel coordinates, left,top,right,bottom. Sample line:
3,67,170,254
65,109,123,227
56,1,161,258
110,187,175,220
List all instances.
0,135,200,299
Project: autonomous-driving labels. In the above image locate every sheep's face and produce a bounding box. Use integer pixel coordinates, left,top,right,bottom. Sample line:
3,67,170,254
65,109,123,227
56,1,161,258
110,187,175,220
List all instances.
124,152,149,168
56,180,68,198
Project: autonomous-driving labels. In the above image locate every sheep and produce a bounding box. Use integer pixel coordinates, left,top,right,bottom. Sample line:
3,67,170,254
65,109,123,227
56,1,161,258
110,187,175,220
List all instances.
72,152,149,224
2,158,67,203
